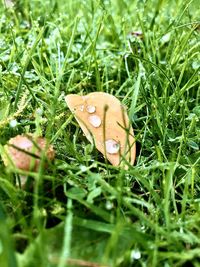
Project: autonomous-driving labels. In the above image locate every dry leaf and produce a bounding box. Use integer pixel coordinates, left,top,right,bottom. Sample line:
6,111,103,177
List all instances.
65,92,136,167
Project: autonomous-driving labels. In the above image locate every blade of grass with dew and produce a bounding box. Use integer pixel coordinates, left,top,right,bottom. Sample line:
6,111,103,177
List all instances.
58,199,73,267
129,61,144,120
14,27,45,108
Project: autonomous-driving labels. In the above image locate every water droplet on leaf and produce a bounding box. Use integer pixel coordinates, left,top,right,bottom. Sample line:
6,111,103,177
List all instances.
88,115,101,127
105,139,120,154
79,105,84,112
86,105,96,113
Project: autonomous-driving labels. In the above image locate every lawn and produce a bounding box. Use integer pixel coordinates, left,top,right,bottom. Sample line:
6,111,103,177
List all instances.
0,0,200,266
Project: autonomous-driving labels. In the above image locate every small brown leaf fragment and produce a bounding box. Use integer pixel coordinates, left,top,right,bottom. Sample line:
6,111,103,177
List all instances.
2,134,55,171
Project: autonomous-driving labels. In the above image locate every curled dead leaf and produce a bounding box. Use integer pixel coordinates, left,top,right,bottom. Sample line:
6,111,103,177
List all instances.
65,92,136,167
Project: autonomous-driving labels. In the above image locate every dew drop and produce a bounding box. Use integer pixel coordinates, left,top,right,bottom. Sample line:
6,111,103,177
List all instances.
105,200,113,210
9,119,18,128
105,139,120,154
86,105,96,113
36,108,43,116
79,105,84,112
88,115,101,128
130,249,141,260
80,165,87,172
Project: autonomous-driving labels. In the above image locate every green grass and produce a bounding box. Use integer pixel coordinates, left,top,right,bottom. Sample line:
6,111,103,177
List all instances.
0,0,200,266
